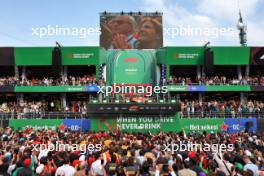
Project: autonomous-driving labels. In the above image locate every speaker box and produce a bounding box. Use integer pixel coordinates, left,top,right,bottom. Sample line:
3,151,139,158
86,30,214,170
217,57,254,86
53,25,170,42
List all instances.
52,47,61,66
204,48,214,74
0,47,14,66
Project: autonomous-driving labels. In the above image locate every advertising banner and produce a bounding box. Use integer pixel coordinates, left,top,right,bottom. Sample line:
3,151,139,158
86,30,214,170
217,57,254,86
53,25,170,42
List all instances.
15,85,99,92
90,115,180,133
179,118,225,133
100,12,163,49
9,119,90,131
167,85,250,92
223,118,257,133
9,119,63,130
186,85,207,91
164,47,204,65
62,119,90,131
15,47,53,65
167,85,186,91
212,47,250,65
206,85,250,92
61,47,99,65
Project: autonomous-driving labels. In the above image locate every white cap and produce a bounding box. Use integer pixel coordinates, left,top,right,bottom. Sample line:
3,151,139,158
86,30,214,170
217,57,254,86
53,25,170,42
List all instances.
177,154,183,161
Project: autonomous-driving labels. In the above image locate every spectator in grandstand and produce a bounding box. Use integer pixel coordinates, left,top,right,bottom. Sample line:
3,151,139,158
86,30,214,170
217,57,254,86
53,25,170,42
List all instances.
136,17,163,49
109,15,138,49
17,74,97,86
0,76,18,86
168,76,264,86
180,99,264,118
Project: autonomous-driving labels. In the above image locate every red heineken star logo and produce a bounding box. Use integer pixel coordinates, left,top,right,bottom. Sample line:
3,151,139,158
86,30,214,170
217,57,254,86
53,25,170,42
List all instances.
221,123,228,131
59,124,65,131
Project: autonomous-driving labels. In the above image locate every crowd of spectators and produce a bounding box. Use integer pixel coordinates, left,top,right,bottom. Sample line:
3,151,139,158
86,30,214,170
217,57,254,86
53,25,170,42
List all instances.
19,75,98,86
0,77,18,86
168,76,264,86
1,99,264,118
0,100,87,118
0,75,98,86
1,75,264,87
180,100,264,118
1,128,264,176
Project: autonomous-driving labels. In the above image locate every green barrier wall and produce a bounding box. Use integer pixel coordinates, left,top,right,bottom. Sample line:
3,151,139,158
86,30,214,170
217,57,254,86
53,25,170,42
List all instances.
8,117,225,134
212,47,250,65
159,47,205,65
206,85,251,91
9,119,63,130
167,85,251,92
90,115,224,133
15,86,85,92
179,118,224,133
15,47,53,65
90,115,181,133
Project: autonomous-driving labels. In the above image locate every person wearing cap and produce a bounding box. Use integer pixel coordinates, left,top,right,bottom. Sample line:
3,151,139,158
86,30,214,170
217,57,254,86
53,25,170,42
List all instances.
232,162,244,176
14,158,32,176
243,155,259,176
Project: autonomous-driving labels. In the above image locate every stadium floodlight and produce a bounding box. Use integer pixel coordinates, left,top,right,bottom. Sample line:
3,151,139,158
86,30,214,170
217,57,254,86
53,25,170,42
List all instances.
237,10,247,46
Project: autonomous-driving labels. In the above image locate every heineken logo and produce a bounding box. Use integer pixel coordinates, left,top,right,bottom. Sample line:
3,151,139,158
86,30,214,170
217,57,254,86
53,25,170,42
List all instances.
124,58,138,62
173,53,199,59
67,53,94,59
97,118,115,131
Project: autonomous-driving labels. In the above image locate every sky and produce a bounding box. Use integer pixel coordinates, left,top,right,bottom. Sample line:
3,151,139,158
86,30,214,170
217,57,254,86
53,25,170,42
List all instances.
0,0,263,47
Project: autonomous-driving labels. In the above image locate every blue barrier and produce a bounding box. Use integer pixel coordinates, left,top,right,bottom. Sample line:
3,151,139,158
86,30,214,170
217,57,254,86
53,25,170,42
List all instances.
62,119,90,131
224,117,257,133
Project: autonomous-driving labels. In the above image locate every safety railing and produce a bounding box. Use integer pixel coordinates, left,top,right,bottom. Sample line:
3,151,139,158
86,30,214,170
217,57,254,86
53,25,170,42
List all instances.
0,112,88,119
0,111,263,120
179,111,264,118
